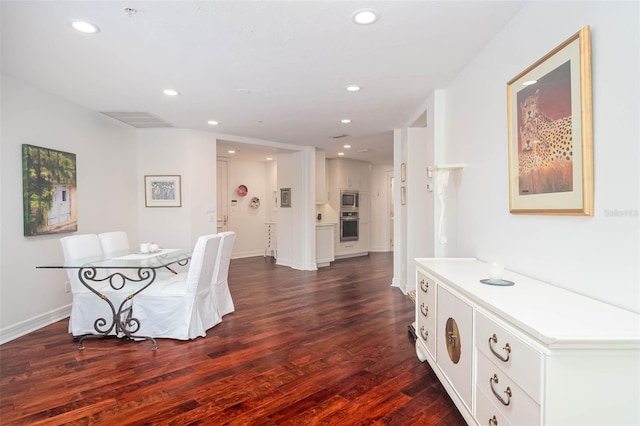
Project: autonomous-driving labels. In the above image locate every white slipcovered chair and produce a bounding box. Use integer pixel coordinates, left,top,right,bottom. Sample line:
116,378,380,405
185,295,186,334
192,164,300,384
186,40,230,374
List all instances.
98,231,176,279
131,234,223,340
97,231,130,255
212,231,236,316
60,234,126,336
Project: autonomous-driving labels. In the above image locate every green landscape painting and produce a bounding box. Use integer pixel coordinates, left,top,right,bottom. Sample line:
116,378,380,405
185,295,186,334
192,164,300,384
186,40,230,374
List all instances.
22,144,77,236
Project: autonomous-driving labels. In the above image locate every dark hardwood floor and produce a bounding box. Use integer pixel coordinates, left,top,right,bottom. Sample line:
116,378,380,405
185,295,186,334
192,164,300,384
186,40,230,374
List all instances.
1,253,465,425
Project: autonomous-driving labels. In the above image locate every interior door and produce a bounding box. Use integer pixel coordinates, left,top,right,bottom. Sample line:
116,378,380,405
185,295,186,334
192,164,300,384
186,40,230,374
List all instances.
217,159,228,232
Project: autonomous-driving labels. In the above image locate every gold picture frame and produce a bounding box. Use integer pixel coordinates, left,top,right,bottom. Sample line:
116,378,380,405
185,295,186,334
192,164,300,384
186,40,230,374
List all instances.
401,186,406,205
145,175,182,207
401,162,406,182
507,26,593,215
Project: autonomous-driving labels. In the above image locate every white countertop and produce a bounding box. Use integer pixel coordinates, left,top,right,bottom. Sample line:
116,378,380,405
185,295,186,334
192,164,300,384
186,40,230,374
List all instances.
416,258,640,348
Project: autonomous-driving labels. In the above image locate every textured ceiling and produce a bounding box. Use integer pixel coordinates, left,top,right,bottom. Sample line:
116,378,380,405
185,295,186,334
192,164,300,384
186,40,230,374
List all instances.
1,1,525,164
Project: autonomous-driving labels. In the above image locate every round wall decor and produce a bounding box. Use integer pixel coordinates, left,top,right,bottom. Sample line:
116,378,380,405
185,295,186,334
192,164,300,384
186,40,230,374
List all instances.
237,184,248,197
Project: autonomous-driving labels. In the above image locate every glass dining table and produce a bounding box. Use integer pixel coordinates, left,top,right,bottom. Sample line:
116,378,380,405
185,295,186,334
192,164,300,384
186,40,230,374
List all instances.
38,248,192,350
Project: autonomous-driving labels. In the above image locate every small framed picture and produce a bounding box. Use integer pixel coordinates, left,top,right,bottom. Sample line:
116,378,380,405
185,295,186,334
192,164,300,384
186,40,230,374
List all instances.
401,162,406,182
145,175,182,207
401,186,406,205
280,188,291,208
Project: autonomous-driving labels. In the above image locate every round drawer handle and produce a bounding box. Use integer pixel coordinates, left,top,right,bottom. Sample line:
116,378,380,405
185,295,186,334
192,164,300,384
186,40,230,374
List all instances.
490,374,512,406
420,279,429,293
489,334,511,362
420,303,429,317
489,415,498,426
420,326,429,341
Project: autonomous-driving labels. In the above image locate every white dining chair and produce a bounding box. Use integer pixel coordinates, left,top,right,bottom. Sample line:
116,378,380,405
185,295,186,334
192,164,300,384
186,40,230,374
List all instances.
98,230,177,280
131,234,223,340
212,231,236,316
98,231,130,255
60,234,122,336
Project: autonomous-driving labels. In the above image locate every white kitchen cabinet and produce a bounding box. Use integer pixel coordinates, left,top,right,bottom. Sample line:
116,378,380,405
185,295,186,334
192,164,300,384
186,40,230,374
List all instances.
327,158,370,191
315,224,334,267
415,258,640,426
328,159,372,258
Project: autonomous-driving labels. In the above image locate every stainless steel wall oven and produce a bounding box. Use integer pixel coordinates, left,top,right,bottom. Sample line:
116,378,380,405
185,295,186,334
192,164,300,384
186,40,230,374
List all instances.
340,211,359,242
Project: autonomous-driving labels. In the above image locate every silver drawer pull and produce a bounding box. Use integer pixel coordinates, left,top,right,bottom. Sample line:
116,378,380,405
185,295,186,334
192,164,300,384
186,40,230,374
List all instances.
420,279,429,293
420,303,429,317
490,374,512,406
489,334,511,362
489,415,498,426
420,326,429,341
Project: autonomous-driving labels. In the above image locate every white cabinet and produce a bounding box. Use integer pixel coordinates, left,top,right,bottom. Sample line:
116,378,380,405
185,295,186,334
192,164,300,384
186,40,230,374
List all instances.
436,286,473,412
415,258,640,426
315,224,334,267
328,159,371,258
327,158,370,192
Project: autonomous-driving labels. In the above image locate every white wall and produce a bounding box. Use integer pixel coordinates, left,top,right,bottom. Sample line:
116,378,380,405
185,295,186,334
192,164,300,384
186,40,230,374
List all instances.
265,160,277,222
1,75,138,340
137,129,218,251
406,127,432,287
370,164,393,252
227,159,268,258
392,128,408,290
276,149,316,270
440,2,639,312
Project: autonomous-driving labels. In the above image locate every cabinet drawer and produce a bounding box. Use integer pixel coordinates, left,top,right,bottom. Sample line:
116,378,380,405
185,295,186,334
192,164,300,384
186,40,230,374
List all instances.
416,272,437,358
476,312,542,402
477,352,540,426
416,307,436,359
476,386,513,426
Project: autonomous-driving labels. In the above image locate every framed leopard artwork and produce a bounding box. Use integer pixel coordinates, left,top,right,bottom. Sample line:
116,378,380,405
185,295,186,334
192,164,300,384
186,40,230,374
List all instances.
507,26,593,215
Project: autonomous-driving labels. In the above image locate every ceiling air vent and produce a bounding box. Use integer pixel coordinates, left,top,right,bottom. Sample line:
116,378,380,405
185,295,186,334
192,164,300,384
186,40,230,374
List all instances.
101,111,173,128
331,134,349,139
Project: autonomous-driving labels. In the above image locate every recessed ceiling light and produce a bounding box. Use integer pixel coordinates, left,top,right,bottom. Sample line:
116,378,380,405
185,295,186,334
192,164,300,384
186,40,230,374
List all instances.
346,85,360,92
207,120,219,126
352,9,378,25
343,145,351,149
163,89,180,96
228,150,236,154
266,157,273,161
522,80,538,86
71,21,100,34
341,119,351,124
338,152,345,156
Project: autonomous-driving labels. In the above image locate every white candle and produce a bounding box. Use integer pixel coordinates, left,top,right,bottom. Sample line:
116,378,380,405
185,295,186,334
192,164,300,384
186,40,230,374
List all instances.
489,262,504,280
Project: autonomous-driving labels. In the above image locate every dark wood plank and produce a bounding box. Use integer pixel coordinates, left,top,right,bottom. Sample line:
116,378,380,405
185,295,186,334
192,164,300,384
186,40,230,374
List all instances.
0,253,465,425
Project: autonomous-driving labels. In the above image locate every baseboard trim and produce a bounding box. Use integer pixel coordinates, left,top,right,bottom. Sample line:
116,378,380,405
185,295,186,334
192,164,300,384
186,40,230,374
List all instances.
391,277,407,294
0,305,71,345
334,252,369,260
231,250,264,259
